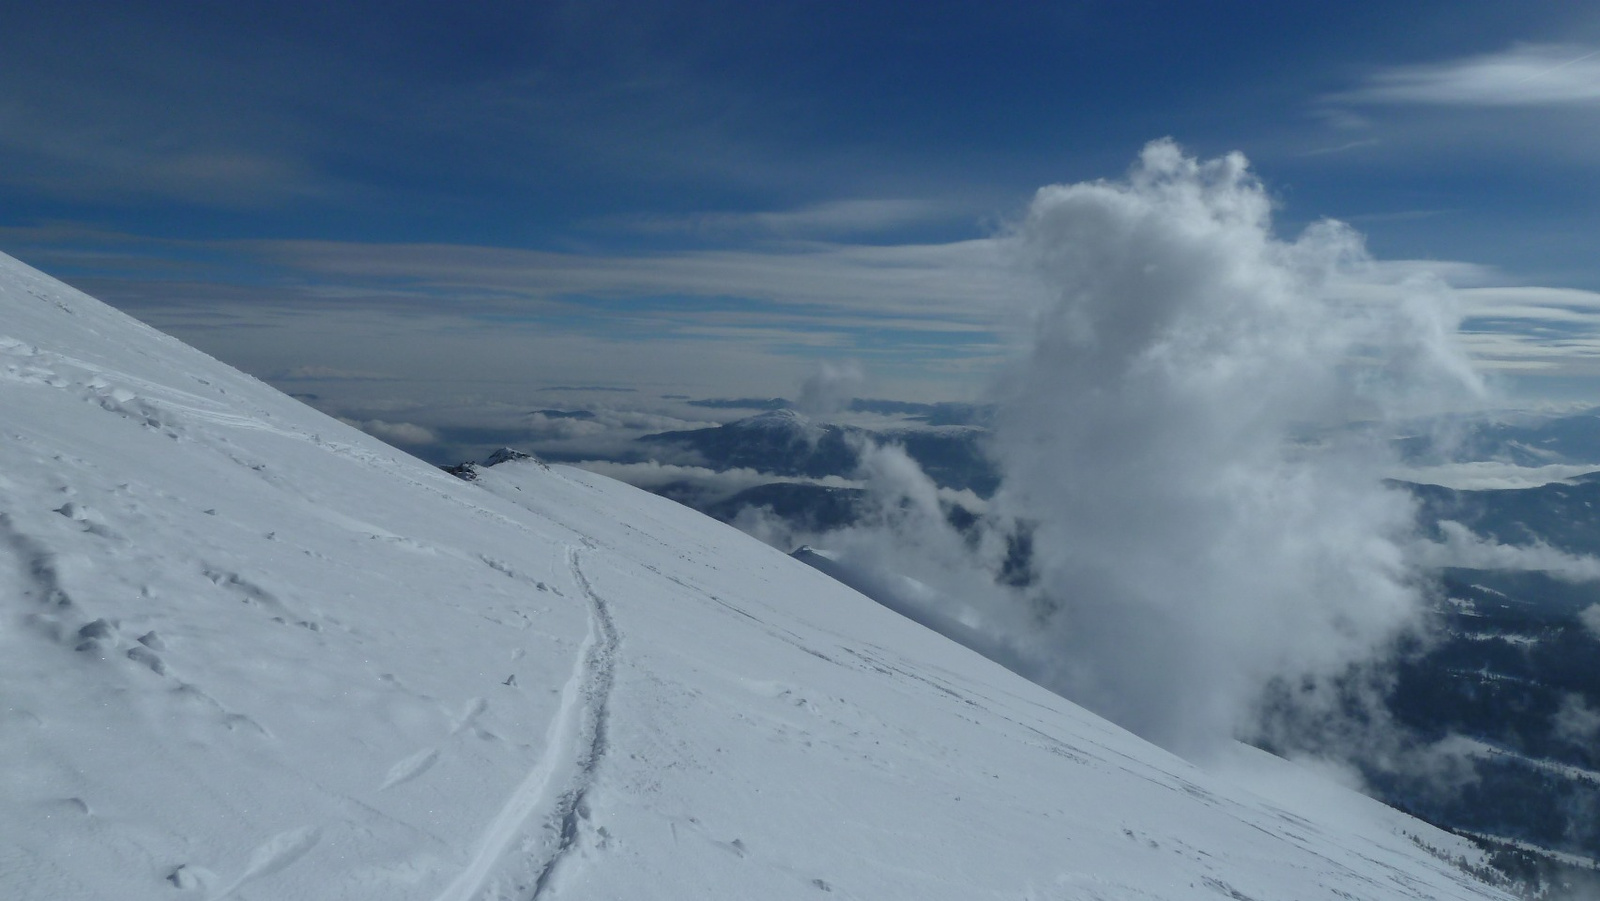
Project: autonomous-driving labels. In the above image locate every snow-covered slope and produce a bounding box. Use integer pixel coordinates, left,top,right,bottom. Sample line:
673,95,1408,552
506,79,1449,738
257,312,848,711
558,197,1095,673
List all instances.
0,250,1512,900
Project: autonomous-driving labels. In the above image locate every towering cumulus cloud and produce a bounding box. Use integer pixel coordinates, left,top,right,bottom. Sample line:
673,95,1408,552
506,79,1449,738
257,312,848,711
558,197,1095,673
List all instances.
829,141,1484,760
992,140,1483,756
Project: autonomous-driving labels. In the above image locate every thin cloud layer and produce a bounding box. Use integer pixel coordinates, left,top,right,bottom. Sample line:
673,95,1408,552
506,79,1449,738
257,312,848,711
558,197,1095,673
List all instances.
340,418,439,447
1390,461,1600,490
72,226,1600,410
604,199,960,238
1343,43,1600,107
1456,286,1600,377
246,237,1028,323
1417,521,1600,582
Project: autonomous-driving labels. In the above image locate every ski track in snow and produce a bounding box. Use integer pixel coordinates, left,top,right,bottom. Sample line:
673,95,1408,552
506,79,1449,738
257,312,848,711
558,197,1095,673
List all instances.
431,544,617,901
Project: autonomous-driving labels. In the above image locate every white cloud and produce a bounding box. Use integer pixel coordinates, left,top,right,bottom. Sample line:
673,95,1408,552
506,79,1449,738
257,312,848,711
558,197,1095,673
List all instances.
1389,461,1600,490
1415,521,1600,582
605,199,959,238
1553,693,1600,745
340,418,439,446
1460,285,1600,317
244,236,1033,326
1353,259,1503,288
277,364,391,381
1343,44,1600,107
570,460,861,500
1581,603,1600,639
1329,274,1600,377
520,413,608,441
797,360,865,416
988,141,1483,755
795,141,1487,761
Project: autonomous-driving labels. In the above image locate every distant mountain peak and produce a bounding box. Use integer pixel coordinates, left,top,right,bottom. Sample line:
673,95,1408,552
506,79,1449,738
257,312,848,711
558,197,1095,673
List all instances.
483,446,541,467
733,408,810,430
442,447,545,480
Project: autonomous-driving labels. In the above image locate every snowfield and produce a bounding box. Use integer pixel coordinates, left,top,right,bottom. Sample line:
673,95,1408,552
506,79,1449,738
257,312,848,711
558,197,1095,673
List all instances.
0,249,1512,900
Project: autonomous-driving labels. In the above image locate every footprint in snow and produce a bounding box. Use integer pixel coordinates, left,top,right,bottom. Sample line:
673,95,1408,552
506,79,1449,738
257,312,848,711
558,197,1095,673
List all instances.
380,748,440,791
69,618,170,673
202,567,299,619
39,796,91,817
169,682,269,736
73,617,115,652
166,863,215,890
51,501,120,538
450,697,488,735
210,825,322,899
126,644,166,675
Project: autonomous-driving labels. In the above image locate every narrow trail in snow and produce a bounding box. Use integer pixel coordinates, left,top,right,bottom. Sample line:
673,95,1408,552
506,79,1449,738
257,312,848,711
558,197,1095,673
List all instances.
529,545,618,898
430,544,617,901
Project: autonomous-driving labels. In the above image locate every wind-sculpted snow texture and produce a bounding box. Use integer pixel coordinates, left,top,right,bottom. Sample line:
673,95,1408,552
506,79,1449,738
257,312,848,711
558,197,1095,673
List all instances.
0,248,1512,900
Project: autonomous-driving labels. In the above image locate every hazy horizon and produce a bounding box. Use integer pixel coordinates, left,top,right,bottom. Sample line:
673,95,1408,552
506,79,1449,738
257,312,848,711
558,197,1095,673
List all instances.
5,3,1600,443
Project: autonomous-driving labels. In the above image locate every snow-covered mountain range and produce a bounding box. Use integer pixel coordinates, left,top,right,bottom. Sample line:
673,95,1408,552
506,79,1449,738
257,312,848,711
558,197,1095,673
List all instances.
0,249,1514,899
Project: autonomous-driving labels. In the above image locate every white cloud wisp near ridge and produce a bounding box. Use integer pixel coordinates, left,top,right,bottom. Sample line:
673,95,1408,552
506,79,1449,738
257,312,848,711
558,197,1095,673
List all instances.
1341,43,1600,107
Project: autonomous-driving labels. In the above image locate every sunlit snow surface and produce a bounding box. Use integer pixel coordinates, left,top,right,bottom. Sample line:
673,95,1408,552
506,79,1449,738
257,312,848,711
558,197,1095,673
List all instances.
0,250,1510,900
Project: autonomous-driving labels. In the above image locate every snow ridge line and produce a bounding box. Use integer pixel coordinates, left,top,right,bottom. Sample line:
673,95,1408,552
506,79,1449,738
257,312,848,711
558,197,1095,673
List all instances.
429,545,616,901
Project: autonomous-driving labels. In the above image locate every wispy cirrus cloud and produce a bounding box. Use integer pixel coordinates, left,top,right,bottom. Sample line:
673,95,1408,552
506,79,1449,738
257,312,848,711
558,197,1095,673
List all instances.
596,199,963,238
1456,286,1600,374
20,216,1600,404
1337,43,1600,107
1306,42,1600,171
1325,261,1600,378
277,365,394,381
241,236,1033,326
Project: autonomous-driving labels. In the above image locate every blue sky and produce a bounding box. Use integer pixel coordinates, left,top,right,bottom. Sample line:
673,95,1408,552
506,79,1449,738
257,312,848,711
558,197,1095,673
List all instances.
4,1,1600,444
